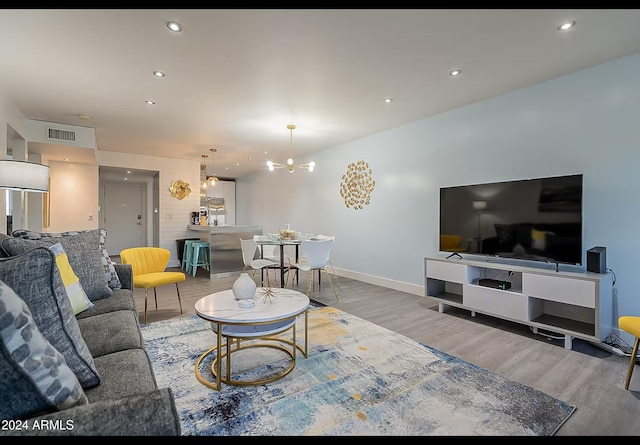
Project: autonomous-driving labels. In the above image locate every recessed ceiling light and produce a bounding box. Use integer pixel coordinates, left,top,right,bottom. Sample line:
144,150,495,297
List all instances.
124,177,128,181
557,21,575,31
166,21,182,32
76,113,92,121
126,170,131,174
384,98,393,103
449,69,462,77
247,157,253,160
145,100,155,105
263,150,268,154
235,163,240,166
63,158,70,162
153,70,166,78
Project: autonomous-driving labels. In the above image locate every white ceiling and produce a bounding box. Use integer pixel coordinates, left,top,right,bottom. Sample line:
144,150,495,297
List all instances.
2,9,640,179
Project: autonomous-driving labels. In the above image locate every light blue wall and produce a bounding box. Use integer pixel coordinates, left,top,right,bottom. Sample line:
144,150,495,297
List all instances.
237,52,640,338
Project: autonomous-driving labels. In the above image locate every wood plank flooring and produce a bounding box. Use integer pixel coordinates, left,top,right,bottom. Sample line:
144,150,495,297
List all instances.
130,265,640,436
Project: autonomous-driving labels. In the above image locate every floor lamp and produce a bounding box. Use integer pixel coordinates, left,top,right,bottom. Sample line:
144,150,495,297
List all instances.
472,200,487,253
0,160,50,233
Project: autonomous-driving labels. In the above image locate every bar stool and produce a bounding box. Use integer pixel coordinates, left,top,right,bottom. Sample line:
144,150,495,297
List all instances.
181,240,198,274
188,241,210,277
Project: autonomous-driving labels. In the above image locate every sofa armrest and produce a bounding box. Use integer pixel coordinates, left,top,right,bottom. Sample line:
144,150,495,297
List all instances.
1,388,180,436
114,263,133,290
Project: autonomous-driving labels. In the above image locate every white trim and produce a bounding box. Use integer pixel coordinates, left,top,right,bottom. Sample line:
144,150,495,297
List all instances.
332,267,424,296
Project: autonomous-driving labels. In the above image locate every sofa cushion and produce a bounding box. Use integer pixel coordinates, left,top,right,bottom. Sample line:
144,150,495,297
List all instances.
49,243,94,316
11,228,122,291
75,289,136,320
0,279,88,421
77,310,143,358
0,248,101,388
2,230,113,301
85,349,158,403
4,388,180,436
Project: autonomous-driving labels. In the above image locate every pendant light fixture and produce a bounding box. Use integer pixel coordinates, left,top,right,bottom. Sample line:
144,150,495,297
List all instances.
208,148,219,186
200,154,209,192
266,124,315,173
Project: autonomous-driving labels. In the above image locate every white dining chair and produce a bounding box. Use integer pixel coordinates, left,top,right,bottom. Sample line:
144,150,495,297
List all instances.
283,234,338,290
254,234,283,283
254,235,279,262
315,234,338,285
240,239,278,287
287,239,338,301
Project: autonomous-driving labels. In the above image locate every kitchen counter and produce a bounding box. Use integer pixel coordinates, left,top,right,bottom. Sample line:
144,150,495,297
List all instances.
187,224,263,278
187,224,262,233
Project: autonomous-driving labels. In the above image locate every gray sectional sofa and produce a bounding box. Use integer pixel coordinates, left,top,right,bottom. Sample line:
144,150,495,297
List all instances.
0,231,181,436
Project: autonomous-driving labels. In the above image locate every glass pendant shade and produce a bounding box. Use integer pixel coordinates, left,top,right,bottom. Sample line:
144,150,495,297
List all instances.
200,154,208,190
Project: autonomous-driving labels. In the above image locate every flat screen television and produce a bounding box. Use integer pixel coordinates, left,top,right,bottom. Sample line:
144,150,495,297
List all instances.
439,174,583,265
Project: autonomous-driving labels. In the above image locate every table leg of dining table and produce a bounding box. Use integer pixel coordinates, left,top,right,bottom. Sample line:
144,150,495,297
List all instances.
257,242,301,288
280,244,286,288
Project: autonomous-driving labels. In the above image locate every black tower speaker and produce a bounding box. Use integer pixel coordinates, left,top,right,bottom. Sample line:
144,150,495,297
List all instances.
587,246,606,273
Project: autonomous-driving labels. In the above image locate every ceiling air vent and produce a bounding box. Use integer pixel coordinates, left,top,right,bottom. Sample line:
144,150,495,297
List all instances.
47,127,76,142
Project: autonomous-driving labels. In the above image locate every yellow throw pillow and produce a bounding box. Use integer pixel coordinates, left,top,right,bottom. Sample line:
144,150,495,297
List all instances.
49,242,95,315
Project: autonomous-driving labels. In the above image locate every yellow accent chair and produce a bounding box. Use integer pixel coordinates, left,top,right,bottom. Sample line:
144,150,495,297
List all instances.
618,316,640,389
120,247,186,324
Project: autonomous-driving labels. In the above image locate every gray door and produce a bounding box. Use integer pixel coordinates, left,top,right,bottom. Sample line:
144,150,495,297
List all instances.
103,184,144,255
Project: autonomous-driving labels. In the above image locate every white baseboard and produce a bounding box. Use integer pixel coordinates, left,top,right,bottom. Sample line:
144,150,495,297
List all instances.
169,259,181,268
594,341,626,357
332,267,424,296
172,260,423,297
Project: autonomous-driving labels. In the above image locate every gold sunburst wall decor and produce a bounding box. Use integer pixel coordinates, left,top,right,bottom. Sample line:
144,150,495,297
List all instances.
339,160,375,210
169,180,191,200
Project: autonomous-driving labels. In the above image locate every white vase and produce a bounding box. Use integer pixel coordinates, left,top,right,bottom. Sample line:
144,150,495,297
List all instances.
232,273,256,308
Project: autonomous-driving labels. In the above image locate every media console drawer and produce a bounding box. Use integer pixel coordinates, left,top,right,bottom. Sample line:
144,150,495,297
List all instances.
426,260,466,284
463,284,529,322
522,274,595,308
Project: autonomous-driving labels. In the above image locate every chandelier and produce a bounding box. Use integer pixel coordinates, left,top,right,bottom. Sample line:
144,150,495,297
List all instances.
207,148,219,186
266,124,315,173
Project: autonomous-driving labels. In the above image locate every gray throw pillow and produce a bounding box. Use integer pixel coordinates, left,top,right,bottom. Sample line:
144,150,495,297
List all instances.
1,230,113,301
0,247,101,388
0,279,88,421
11,228,121,291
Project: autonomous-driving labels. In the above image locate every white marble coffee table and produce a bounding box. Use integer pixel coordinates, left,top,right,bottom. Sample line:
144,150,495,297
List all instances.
194,288,309,390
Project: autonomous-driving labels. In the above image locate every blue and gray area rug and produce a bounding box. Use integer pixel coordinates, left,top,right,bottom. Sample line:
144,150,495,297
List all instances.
141,305,575,436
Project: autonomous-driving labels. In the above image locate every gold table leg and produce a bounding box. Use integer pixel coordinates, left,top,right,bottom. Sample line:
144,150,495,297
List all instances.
194,312,310,390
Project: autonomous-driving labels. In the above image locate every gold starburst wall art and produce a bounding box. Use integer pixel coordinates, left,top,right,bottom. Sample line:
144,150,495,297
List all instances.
339,160,375,210
169,180,191,200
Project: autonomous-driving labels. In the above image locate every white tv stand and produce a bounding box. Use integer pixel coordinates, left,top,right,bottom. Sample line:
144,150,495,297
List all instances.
424,256,613,350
